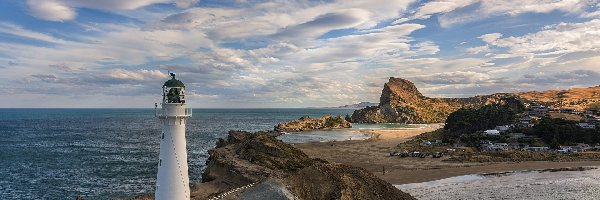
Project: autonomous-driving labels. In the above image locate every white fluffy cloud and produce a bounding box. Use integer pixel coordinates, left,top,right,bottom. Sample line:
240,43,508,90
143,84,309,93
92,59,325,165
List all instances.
26,0,77,22
409,0,595,27
26,0,196,21
481,19,600,55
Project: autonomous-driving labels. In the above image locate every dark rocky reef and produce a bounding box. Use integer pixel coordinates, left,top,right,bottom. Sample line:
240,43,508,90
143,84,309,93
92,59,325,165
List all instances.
350,77,506,123
274,115,352,132
195,130,415,200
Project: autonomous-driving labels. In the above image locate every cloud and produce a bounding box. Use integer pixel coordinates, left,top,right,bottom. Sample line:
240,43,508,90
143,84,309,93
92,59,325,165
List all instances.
26,0,76,22
481,19,600,55
26,0,196,21
174,0,198,8
272,9,371,40
466,45,489,54
104,69,168,81
410,71,499,85
412,0,476,19
409,0,594,28
0,22,66,43
518,70,600,85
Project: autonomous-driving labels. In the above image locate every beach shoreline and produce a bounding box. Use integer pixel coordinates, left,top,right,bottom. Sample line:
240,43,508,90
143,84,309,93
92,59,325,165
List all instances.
293,125,600,185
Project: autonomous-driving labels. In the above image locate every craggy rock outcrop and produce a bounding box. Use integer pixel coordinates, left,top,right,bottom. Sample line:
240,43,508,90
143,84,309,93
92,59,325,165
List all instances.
196,130,415,200
350,77,505,123
274,115,352,132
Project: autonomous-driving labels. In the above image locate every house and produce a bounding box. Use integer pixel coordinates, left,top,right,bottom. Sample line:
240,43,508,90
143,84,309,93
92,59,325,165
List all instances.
529,105,549,117
453,142,466,148
484,130,500,135
559,146,574,153
481,143,509,152
508,132,526,139
496,143,509,150
585,116,600,123
480,140,493,145
495,125,510,133
520,116,537,127
558,149,569,153
423,140,443,146
575,143,592,151
559,108,580,114
577,123,596,129
526,147,550,152
585,110,594,115
509,142,527,150
558,145,589,153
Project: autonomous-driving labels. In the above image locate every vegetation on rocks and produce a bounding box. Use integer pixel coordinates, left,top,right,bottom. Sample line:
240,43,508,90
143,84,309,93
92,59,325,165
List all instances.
445,97,524,136
525,118,600,148
197,130,415,200
274,115,351,132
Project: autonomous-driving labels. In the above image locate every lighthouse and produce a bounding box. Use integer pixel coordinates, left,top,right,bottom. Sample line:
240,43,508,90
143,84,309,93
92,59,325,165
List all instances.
155,72,192,200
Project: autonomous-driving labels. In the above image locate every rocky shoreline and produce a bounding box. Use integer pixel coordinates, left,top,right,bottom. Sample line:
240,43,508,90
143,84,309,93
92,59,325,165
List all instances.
274,115,352,132
191,130,415,199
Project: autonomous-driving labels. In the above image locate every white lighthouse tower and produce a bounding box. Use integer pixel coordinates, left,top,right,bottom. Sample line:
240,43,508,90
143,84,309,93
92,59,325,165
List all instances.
155,72,192,200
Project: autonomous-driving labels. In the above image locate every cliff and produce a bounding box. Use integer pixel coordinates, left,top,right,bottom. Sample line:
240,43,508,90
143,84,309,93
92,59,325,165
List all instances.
350,77,504,123
194,130,415,200
274,115,351,132
351,77,600,124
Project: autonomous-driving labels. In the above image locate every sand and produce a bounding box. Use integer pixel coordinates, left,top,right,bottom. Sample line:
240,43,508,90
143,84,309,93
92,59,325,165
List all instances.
294,125,600,185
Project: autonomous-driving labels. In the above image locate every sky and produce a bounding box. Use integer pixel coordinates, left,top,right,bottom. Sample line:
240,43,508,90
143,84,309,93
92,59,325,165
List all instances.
0,0,599,108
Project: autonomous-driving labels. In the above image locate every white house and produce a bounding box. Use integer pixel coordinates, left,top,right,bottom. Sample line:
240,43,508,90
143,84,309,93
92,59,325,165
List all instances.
527,147,550,152
484,130,500,135
577,123,596,129
495,125,510,132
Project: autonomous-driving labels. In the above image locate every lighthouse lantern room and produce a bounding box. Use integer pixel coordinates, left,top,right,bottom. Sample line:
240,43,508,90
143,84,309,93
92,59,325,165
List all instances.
155,72,192,200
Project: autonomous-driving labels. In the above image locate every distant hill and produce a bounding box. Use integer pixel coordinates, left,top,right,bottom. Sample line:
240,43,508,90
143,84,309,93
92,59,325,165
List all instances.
335,102,379,109
349,77,600,124
516,86,600,110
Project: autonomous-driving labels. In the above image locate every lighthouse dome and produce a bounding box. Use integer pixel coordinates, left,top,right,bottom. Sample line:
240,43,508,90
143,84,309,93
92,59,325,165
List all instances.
163,73,185,88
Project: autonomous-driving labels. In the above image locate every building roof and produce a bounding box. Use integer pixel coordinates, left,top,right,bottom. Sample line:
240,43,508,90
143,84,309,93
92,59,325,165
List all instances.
163,73,185,88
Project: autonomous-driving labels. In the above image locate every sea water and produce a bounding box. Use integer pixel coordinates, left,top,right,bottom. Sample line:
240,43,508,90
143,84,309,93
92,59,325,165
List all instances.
0,108,354,199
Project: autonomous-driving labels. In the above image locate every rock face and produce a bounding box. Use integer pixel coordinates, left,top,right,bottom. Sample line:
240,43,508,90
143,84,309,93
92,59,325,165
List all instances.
350,77,504,123
196,130,415,200
350,77,600,124
274,115,352,132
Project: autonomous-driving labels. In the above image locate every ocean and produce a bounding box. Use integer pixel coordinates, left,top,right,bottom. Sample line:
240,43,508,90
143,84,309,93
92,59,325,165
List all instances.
0,108,355,199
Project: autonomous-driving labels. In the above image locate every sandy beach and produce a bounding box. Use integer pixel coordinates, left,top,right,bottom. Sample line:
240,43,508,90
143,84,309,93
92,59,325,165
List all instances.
294,125,600,185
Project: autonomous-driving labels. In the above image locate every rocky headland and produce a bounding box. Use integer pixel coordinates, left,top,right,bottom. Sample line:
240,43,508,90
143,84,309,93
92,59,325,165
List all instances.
192,130,415,200
350,77,505,123
274,115,351,132
350,77,600,123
